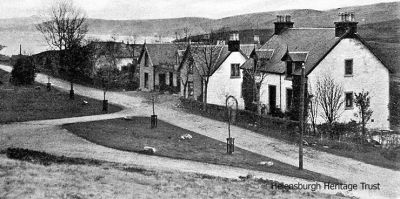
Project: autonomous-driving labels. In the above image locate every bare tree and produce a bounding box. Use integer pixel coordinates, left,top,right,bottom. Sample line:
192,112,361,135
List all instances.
242,57,268,114
190,40,223,110
183,27,192,43
36,0,88,99
96,37,120,110
307,86,319,136
180,56,193,98
175,28,192,98
316,75,344,124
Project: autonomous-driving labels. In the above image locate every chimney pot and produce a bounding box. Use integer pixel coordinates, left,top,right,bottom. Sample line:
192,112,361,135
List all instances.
254,35,260,44
285,15,291,22
229,33,239,41
228,33,240,52
335,12,358,37
274,15,294,35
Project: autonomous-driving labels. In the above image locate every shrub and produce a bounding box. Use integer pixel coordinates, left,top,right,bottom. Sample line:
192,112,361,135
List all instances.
317,121,360,141
11,57,36,85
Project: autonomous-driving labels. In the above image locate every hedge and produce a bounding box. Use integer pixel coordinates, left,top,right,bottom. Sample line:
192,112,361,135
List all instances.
179,97,299,132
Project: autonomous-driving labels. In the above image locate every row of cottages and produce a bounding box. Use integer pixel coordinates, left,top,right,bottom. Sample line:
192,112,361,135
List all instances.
241,13,392,129
137,43,185,91
178,37,254,109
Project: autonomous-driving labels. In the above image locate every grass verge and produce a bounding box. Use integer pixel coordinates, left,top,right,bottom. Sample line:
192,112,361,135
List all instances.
176,99,400,171
0,149,350,199
63,117,340,183
0,69,122,123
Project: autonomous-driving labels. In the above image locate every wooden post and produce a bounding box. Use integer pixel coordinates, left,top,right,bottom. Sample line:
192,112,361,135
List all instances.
228,107,231,139
151,95,157,128
299,65,305,170
152,96,155,115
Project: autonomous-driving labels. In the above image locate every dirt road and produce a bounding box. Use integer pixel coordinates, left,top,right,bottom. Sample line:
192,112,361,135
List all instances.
1,64,399,199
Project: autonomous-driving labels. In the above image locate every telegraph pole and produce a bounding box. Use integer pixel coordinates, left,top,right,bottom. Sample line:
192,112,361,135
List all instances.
299,64,305,170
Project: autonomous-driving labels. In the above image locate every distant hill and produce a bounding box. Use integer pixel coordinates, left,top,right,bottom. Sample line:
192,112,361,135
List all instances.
0,1,398,75
0,2,398,39
0,15,42,29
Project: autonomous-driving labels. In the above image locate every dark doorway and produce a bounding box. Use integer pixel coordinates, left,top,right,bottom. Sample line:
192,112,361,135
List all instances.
144,73,149,89
159,73,166,90
169,72,174,86
269,85,277,113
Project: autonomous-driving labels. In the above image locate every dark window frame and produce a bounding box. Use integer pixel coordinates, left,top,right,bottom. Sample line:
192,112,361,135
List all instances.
285,61,294,79
345,92,354,109
345,59,353,76
286,88,293,111
144,53,149,67
230,63,240,78
188,81,194,97
144,72,149,89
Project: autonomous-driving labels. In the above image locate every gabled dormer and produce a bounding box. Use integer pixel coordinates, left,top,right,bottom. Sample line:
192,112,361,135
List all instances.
281,51,308,79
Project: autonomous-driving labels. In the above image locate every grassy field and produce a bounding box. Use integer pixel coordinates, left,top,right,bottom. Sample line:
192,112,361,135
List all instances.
0,69,122,123
0,150,350,199
63,117,339,183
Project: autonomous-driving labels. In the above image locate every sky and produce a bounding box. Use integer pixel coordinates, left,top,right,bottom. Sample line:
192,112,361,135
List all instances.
0,0,398,20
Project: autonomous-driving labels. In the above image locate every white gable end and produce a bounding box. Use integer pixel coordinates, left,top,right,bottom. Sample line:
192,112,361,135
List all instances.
307,38,390,129
207,52,247,109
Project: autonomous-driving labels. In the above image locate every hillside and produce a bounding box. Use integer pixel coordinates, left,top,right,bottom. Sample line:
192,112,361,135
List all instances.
212,1,399,30
0,1,398,73
0,2,398,38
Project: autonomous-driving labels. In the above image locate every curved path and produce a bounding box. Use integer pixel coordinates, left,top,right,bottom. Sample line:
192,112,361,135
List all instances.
0,64,399,199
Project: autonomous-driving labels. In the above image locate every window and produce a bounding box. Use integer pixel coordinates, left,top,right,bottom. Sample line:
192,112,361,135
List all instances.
231,63,240,78
345,59,353,76
286,61,294,79
286,88,293,110
345,92,353,109
169,72,174,86
144,53,149,67
144,73,149,89
188,81,194,97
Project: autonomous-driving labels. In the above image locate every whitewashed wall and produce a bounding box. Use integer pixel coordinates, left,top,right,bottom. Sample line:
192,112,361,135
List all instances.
95,56,133,70
138,53,154,91
116,58,134,70
259,74,293,113
307,38,390,130
207,52,247,109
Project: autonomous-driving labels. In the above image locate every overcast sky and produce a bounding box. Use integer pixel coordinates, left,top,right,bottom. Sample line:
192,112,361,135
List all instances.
0,0,397,19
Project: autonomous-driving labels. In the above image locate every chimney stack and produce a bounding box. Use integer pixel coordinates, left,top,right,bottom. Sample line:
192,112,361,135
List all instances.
274,15,294,35
334,12,358,37
228,33,240,52
254,35,260,44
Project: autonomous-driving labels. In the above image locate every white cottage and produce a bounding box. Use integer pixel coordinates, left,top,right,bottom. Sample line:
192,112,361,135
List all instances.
241,13,393,129
179,34,253,109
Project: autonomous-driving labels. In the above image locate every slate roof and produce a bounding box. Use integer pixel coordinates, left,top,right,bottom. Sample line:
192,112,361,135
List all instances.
241,27,394,76
260,28,338,74
140,43,183,66
367,41,399,76
185,44,254,76
286,52,308,62
256,49,274,60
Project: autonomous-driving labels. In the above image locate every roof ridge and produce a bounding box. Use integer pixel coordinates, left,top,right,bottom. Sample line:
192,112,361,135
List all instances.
289,28,334,30
289,51,309,53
